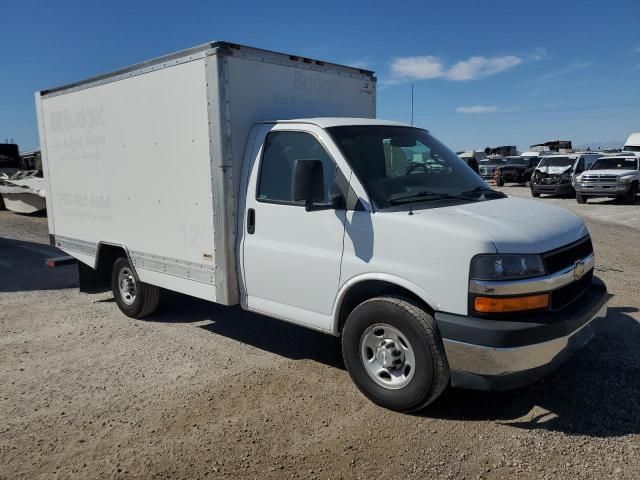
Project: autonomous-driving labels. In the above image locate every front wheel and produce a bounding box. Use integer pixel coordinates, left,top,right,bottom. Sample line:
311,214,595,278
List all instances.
342,296,450,412
623,182,638,204
576,194,587,204
495,177,504,187
112,257,160,318
531,190,541,198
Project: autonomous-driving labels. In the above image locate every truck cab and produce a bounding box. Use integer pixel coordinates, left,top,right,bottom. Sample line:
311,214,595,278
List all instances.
238,117,609,408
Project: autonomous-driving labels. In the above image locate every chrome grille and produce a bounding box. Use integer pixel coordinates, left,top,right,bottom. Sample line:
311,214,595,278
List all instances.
582,174,618,183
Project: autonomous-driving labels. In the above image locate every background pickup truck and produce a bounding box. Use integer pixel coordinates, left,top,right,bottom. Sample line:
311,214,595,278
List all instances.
574,155,640,204
494,156,539,186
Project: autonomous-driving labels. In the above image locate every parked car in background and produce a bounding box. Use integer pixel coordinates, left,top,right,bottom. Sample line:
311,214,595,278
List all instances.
574,155,640,204
458,150,486,175
478,156,506,181
530,153,601,197
494,156,538,186
622,132,640,155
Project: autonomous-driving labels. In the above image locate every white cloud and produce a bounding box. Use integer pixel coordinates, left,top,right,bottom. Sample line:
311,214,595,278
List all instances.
536,61,592,81
390,56,444,79
389,49,542,82
456,105,499,114
447,55,522,80
528,47,548,61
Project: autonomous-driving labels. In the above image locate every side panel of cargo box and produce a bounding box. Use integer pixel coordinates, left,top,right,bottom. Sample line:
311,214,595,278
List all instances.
38,57,220,302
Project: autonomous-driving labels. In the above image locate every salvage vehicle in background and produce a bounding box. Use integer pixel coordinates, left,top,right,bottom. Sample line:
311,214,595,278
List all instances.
530,153,600,197
622,132,640,155
494,156,538,186
37,41,609,412
574,155,640,204
478,156,506,181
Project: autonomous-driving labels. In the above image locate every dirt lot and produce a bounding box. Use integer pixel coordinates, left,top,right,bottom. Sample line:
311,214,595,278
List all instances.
1,188,639,480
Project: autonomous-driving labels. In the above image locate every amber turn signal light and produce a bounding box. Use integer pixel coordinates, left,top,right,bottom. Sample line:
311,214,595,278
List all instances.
474,293,550,313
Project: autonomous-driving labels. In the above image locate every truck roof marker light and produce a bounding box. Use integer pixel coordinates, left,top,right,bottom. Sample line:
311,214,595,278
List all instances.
474,294,549,313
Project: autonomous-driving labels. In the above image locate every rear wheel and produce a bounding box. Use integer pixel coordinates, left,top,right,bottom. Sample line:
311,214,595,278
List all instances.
495,177,504,187
112,257,160,318
576,194,587,204
342,296,449,412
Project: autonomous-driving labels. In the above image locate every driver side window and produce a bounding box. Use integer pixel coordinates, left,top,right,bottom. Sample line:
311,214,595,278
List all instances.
257,131,337,204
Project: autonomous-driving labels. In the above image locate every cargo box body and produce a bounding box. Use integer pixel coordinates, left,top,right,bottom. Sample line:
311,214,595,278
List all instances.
36,42,376,304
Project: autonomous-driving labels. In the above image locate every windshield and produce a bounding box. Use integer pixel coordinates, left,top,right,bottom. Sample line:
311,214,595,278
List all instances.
327,126,500,209
537,156,573,167
505,157,528,166
623,145,640,152
590,157,639,170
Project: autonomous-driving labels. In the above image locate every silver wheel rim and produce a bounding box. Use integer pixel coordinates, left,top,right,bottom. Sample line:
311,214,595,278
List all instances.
118,267,137,306
360,323,415,390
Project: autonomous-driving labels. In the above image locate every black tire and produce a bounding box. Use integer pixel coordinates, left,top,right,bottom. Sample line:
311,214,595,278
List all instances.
0,195,5,210
531,190,541,198
623,182,638,204
341,296,449,412
496,177,504,187
576,194,587,204
111,257,160,318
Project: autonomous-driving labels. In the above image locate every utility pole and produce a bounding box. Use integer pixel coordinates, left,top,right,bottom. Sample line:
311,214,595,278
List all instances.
410,84,414,126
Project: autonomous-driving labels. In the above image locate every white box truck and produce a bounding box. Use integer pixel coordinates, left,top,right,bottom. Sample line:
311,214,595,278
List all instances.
36,42,609,411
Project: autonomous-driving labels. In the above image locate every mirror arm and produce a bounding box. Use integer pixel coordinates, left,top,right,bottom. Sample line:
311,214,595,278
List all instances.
304,195,345,212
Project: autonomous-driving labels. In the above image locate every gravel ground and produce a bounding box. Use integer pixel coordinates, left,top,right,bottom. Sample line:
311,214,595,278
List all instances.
1,187,639,480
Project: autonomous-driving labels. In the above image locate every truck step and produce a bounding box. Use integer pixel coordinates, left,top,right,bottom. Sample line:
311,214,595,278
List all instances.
45,256,77,268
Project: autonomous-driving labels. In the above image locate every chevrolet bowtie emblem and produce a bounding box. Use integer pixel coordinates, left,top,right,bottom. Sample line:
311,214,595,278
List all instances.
573,259,586,279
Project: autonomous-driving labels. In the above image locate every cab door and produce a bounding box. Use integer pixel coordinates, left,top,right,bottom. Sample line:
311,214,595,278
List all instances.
240,124,350,331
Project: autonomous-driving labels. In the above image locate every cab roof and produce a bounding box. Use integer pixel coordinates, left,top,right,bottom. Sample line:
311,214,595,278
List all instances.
267,117,416,129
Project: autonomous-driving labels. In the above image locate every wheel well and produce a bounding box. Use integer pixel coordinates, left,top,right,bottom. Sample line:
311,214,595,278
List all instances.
337,280,433,334
79,243,128,293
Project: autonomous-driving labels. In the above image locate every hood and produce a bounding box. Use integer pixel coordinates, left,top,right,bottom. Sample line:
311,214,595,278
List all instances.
385,197,587,254
536,165,572,175
582,169,635,177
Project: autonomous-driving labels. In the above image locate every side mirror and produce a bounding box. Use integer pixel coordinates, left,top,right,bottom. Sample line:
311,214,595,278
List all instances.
292,159,325,210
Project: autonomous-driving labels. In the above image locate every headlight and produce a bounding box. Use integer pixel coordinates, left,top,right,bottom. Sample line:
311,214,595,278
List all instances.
561,172,572,181
619,175,634,183
470,254,545,280
575,174,583,182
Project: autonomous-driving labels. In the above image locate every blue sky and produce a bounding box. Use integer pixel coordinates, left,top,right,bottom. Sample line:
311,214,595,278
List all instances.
2,0,639,152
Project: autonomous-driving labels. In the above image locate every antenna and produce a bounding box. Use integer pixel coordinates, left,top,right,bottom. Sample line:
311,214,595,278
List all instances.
410,84,414,126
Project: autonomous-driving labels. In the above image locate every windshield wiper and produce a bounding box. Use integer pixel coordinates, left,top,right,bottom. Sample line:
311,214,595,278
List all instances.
461,186,506,199
389,190,480,205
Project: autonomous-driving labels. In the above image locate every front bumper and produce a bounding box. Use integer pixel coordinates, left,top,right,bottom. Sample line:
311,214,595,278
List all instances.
498,171,528,183
575,183,630,196
531,182,574,195
434,277,610,391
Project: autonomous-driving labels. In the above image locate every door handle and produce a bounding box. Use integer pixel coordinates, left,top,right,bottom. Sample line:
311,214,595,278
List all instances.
247,208,255,234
